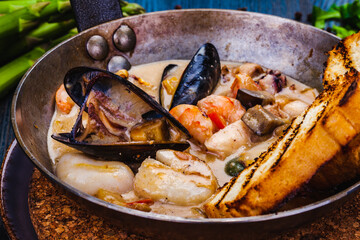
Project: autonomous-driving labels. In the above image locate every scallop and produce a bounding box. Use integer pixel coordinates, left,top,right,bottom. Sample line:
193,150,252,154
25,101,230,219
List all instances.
282,100,309,118
56,153,134,195
205,120,251,158
134,150,217,206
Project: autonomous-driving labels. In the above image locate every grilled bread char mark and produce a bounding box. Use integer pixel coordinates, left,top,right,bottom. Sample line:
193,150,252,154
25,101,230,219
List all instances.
311,32,360,190
204,32,360,218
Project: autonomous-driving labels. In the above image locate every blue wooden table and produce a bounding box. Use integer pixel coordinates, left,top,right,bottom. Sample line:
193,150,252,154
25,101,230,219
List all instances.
0,0,354,239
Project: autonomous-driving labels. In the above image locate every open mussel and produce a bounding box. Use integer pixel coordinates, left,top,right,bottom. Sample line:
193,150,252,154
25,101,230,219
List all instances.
143,43,221,121
52,67,191,161
170,43,221,108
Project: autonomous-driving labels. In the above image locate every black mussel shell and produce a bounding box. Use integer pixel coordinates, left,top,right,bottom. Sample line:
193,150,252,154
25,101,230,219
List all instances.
170,43,221,109
141,110,162,121
64,67,190,136
52,133,189,161
53,67,191,161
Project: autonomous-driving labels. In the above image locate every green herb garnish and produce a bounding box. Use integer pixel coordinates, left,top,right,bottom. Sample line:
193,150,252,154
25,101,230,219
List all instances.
312,0,360,38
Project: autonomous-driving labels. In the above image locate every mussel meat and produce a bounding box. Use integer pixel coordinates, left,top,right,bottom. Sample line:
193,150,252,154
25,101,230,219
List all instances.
52,67,190,161
170,43,221,108
159,64,178,110
142,64,179,120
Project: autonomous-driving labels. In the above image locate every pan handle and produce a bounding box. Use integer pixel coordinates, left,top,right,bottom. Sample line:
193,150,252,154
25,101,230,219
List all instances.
70,0,123,32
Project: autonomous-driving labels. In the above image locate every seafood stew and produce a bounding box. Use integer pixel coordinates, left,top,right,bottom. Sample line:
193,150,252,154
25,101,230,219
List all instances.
48,44,318,218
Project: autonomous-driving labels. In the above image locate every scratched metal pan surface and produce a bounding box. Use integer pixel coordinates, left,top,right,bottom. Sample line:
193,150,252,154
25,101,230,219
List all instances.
11,8,348,239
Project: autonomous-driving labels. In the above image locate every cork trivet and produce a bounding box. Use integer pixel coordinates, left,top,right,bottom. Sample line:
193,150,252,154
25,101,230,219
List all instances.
28,169,148,240
29,169,360,240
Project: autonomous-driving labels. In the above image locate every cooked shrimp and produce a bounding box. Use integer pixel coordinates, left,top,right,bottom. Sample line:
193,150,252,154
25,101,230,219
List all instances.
197,95,246,130
55,84,75,114
170,104,214,144
134,150,217,206
231,72,262,97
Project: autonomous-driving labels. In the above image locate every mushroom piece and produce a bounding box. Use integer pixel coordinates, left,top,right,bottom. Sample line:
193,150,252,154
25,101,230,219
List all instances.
236,89,275,109
242,105,285,136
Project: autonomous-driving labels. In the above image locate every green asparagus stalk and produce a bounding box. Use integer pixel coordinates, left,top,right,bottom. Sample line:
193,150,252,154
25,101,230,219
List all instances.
0,0,145,98
48,27,77,45
0,47,45,98
0,0,71,39
0,28,78,98
0,1,38,14
0,2,49,37
120,0,145,17
47,10,73,22
0,19,76,64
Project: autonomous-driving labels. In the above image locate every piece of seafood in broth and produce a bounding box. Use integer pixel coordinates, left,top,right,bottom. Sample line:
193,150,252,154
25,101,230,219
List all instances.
170,43,221,109
143,43,221,120
134,149,217,206
56,153,134,195
51,67,190,160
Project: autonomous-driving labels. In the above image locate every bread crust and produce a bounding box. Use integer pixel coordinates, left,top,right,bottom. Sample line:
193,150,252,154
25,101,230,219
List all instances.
204,33,360,218
311,32,360,189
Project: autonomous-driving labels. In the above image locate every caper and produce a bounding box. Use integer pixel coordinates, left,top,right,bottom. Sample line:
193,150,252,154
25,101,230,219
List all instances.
225,158,245,177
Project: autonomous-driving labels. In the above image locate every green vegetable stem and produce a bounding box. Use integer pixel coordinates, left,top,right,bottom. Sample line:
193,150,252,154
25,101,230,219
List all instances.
0,47,45,98
0,27,78,98
0,19,76,65
0,0,71,40
0,0,145,99
0,1,47,14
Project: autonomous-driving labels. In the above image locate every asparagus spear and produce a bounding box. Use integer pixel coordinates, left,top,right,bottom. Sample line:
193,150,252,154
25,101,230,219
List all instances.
0,28,78,98
0,19,76,64
120,0,145,17
0,47,45,98
0,0,71,39
0,0,142,37
49,27,77,45
0,1,145,98
0,1,38,14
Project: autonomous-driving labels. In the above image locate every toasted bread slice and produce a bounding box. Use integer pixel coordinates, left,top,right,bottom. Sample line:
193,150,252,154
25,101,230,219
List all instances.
310,132,360,189
310,33,360,189
204,32,360,218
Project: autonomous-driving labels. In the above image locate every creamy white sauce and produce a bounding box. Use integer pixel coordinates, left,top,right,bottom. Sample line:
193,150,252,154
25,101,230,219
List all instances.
47,105,81,165
128,60,189,102
47,60,318,218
